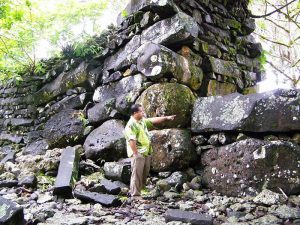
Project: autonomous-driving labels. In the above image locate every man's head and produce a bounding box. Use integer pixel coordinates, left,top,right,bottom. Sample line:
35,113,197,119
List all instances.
131,104,144,121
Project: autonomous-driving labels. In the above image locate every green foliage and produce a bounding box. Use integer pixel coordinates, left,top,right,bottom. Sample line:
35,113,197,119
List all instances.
60,27,114,60
76,111,89,127
121,9,128,18
259,50,267,72
0,0,109,84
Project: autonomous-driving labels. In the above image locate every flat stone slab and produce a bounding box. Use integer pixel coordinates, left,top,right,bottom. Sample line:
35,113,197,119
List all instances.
165,209,213,225
89,179,121,195
23,139,49,156
32,62,93,106
0,196,24,225
0,133,23,144
0,180,18,188
192,89,300,132
73,190,122,207
53,146,80,198
0,151,15,164
9,118,33,127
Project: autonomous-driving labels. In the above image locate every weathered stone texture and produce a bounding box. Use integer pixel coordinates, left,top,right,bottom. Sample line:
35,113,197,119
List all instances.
84,120,126,162
201,139,300,196
137,83,195,128
192,89,300,132
150,129,196,172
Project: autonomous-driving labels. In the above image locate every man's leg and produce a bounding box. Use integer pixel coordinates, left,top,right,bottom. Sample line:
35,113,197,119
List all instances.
142,155,151,188
130,154,145,196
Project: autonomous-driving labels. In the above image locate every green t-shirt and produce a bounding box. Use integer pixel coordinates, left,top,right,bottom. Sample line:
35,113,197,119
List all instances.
124,117,153,157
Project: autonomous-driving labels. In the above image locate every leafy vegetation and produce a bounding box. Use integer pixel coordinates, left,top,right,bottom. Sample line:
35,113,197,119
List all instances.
0,0,113,84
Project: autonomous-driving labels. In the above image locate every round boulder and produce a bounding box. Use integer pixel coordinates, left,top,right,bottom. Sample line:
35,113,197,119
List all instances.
84,120,126,162
136,83,195,128
150,129,196,172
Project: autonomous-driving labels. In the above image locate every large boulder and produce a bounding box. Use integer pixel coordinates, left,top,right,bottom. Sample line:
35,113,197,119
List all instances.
141,12,199,46
88,74,146,123
137,83,195,128
103,35,141,72
45,92,92,116
137,42,203,90
43,109,85,148
192,89,300,132
84,120,126,162
201,138,300,196
32,62,95,106
150,129,196,172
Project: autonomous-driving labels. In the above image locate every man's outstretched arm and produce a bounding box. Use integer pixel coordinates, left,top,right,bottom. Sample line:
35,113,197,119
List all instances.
149,115,176,125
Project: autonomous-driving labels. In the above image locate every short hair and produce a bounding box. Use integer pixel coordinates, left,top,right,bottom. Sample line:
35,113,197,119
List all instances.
131,104,142,115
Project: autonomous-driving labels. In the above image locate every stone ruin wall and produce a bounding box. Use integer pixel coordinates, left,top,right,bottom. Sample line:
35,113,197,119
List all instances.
0,0,300,197
0,0,262,149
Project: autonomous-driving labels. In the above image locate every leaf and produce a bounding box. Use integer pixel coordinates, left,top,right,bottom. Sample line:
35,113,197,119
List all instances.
25,0,32,7
121,9,128,18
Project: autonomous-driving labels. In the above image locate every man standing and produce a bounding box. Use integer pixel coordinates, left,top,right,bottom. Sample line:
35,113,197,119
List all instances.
124,104,175,200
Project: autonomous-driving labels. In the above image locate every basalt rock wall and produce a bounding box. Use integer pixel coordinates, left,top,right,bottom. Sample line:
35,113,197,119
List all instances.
1,0,299,198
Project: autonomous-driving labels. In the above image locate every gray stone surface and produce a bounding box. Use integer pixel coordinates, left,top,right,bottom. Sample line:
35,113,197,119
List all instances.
103,161,131,184
91,74,146,117
18,174,37,188
117,0,176,26
192,89,300,132
137,42,203,90
73,190,122,207
0,133,23,144
84,120,126,162
165,209,213,225
23,139,49,156
201,138,300,196
103,35,141,72
89,179,121,195
150,129,196,172
53,146,80,198
203,56,241,79
43,109,85,148
141,12,199,46
32,62,95,105
0,196,24,225
45,93,91,116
